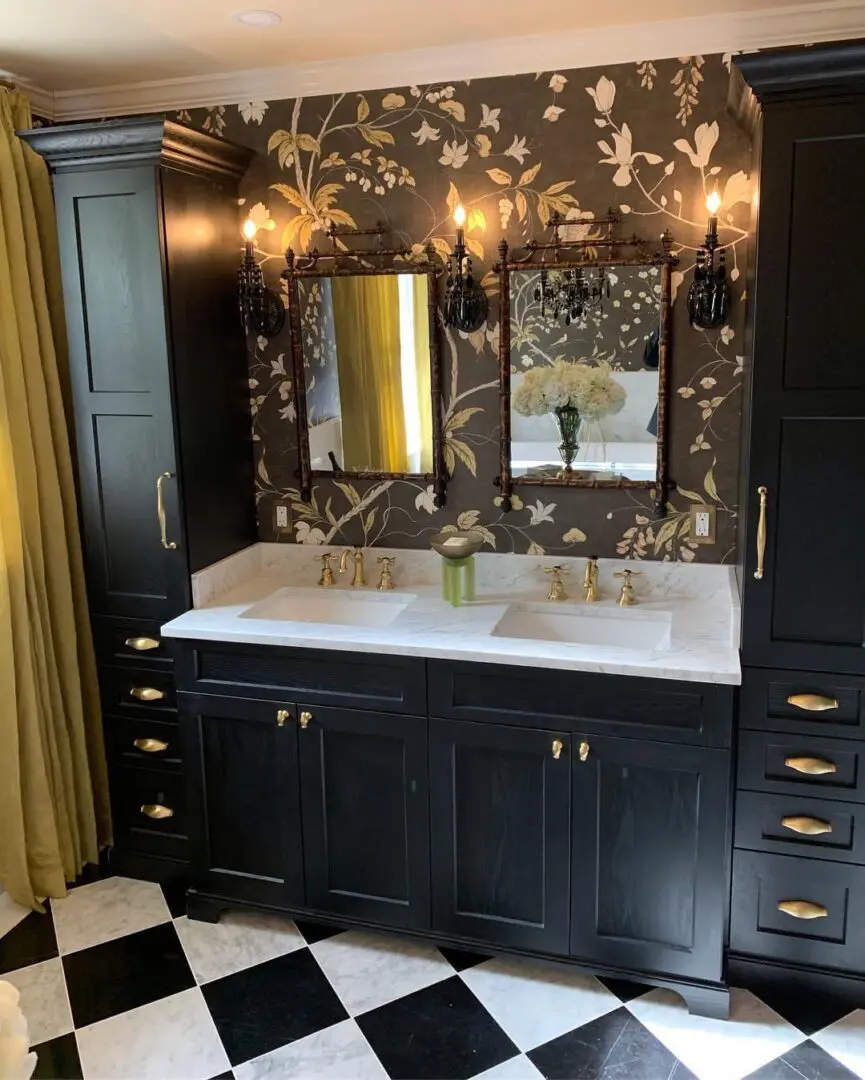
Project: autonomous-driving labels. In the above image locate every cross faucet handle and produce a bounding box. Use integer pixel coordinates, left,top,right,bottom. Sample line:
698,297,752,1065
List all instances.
314,552,336,587
614,568,643,606
377,556,396,592
544,565,569,602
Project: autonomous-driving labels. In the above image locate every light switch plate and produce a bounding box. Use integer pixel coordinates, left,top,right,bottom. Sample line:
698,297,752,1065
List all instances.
689,504,716,544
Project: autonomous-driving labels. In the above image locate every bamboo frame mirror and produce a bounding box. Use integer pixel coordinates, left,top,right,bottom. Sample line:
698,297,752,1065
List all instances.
494,214,678,517
282,227,447,507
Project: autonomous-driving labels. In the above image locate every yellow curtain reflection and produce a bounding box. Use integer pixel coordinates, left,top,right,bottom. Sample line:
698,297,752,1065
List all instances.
412,277,433,473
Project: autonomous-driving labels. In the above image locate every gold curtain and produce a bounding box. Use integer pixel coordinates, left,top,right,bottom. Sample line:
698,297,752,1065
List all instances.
0,89,111,910
331,275,407,472
412,277,433,474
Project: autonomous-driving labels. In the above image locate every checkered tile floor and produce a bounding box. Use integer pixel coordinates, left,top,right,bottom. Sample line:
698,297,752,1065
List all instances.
2,876,865,1080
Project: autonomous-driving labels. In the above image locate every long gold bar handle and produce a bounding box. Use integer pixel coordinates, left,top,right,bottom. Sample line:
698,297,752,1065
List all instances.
140,803,174,820
784,756,837,776
782,815,833,835
754,485,767,580
157,472,177,551
134,738,169,753
552,739,563,760
787,693,840,712
778,899,828,920
129,686,165,702
124,636,160,652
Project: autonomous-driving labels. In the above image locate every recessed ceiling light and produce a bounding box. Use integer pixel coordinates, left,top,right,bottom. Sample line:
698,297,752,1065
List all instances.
232,9,282,27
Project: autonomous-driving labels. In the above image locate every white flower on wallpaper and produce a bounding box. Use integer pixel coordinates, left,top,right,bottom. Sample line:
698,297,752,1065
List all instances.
674,120,719,167
412,119,441,144
586,75,616,114
239,101,268,124
549,74,568,93
415,486,439,514
504,135,531,163
480,104,501,132
439,139,469,168
295,520,327,544
598,121,663,185
247,201,276,232
544,106,565,123
528,500,557,527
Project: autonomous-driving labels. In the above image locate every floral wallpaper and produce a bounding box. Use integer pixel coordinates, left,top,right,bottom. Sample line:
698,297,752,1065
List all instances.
177,52,751,561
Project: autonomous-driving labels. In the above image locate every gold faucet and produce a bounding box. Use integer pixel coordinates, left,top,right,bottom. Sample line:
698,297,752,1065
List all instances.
544,565,569,602
583,556,600,603
376,556,396,591
314,552,336,587
614,568,643,606
339,547,366,588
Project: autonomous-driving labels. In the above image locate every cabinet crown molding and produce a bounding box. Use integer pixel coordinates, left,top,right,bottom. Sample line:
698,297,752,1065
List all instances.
735,39,865,103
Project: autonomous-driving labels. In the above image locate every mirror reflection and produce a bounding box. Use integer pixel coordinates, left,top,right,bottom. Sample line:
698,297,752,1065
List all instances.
299,273,434,474
509,264,661,483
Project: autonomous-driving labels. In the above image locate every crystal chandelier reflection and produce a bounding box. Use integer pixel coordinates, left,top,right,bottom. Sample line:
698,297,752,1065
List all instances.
534,264,611,326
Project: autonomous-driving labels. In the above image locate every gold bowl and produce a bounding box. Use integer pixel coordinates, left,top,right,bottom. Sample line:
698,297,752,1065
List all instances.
430,530,484,560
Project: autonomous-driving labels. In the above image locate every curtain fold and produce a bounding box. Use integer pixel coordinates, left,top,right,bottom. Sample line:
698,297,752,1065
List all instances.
0,90,111,910
412,276,433,474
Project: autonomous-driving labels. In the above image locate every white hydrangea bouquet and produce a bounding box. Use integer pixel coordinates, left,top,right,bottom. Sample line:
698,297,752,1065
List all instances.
0,982,36,1080
512,358,626,470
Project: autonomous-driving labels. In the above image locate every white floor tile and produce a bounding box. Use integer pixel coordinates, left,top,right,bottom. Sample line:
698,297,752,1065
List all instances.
460,956,621,1052
51,877,171,955
474,1053,545,1079
627,987,805,1080
234,1018,387,1080
2,959,72,1046
310,930,453,1015
175,909,306,984
0,889,33,940
813,1009,865,1079
75,986,230,1080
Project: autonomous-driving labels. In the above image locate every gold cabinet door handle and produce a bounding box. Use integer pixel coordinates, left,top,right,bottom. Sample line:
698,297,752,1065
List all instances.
133,737,168,753
156,472,178,551
784,756,837,776
299,711,312,729
754,485,767,580
552,738,563,760
778,899,828,920
578,740,590,762
129,686,165,702
124,636,160,652
276,709,291,727
787,693,840,712
782,815,833,835
140,803,173,820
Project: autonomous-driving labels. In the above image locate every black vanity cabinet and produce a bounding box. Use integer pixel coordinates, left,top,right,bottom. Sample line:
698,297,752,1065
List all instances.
19,120,257,881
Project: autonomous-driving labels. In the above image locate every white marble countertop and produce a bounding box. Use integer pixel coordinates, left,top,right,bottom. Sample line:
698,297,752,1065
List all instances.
161,543,742,685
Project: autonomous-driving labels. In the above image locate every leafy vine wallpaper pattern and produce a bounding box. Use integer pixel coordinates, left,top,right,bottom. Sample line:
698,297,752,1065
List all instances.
178,52,752,561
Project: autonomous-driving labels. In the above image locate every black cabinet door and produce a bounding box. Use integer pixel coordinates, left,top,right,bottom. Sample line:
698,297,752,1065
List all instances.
52,166,187,619
297,706,430,928
429,719,571,953
181,692,304,908
740,97,865,673
571,736,730,982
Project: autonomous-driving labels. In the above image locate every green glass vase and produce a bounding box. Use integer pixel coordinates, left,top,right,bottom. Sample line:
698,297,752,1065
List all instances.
554,405,582,471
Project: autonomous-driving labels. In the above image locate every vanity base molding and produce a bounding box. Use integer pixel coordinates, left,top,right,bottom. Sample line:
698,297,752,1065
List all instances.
185,888,731,1020
729,954,865,1016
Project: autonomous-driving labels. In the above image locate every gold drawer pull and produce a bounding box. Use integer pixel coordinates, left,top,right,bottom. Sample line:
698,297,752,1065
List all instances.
778,899,828,920
782,815,833,835
140,803,173,820
578,740,590,762
787,693,839,712
552,739,563,760
784,756,837,776
299,711,312,730
133,737,168,754
129,686,165,702
124,636,160,652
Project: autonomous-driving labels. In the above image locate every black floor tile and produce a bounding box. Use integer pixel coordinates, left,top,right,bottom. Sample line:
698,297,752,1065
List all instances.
745,1039,859,1080
30,1032,83,1080
293,918,344,945
202,947,347,1066
63,920,195,1028
437,945,493,972
357,974,518,1080
0,908,58,976
597,975,654,1004
749,983,854,1038
528,1006,696,1080
207,1073,235,1080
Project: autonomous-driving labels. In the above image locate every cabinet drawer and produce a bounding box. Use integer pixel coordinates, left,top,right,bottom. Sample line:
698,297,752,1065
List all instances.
104,715,183,771
738,730,865,803
731,849,865,973
176,642,426,715
100,666,177,720
735,790,865,865
109,765,187,862
428,660,733,747
92,616,174,669
740,668,864,739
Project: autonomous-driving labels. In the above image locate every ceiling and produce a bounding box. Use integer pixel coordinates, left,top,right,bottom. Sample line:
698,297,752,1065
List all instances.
0,0,849,92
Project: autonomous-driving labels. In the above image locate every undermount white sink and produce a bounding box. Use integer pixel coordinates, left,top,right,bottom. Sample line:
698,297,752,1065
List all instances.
492,603,672,651
240,587,415,628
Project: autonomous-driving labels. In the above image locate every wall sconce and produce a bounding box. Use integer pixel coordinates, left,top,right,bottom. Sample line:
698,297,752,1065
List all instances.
687,191,731,330
443,204,488,333
237,218,285,338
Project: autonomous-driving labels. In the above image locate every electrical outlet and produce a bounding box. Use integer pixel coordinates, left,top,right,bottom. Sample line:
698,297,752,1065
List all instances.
689,504,716,544
274,501,292,532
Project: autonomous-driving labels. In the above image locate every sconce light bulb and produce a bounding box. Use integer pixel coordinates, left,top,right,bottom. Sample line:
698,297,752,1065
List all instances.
453,204,467,228
242,218,257,240
706,191,721,215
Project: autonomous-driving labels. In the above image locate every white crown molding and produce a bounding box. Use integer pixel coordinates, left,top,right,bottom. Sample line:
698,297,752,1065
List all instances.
12,0,865,122
0,70,56,121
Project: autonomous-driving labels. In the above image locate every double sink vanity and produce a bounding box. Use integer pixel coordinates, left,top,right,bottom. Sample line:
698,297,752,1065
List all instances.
158,543,739,1020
